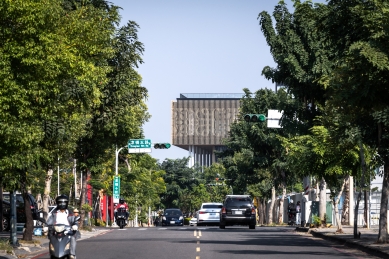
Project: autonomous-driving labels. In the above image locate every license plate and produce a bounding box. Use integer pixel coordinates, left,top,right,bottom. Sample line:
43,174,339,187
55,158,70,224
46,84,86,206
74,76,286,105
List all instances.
170,221,175,224
210,213,215,215
234,210,242,215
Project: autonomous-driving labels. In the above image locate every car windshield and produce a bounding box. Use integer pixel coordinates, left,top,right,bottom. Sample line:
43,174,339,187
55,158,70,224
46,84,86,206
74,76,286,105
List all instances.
203,204,222,209
226,198,252,208
165,210,182,216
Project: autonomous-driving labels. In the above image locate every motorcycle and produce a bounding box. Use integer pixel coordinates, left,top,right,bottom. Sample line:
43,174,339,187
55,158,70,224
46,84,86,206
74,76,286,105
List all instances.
40,217,79,259
115,208,127,229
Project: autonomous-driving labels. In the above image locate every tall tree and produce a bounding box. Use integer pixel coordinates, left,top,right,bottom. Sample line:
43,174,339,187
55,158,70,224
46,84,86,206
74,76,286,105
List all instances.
323,0,389,242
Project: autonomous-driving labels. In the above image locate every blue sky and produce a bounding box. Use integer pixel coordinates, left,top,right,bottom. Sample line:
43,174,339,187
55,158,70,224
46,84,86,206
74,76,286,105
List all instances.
110,0,324,163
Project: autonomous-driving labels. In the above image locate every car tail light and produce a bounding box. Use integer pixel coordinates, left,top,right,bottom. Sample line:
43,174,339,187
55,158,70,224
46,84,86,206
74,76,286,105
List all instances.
199,211,206,214
251,208,256,215
221,207,226,214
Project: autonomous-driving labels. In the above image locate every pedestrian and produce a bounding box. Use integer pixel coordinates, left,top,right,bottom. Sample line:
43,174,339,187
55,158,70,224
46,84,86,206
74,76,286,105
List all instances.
296,201,301,225
73,209,81,222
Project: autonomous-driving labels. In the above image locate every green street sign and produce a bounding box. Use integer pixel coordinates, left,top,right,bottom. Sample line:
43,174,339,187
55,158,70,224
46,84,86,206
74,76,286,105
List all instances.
113,176,120,203
128,139,152,153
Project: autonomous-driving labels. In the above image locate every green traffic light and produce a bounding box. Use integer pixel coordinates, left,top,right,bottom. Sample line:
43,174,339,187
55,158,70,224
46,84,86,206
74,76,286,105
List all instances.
258,114,266,122
154,143,171,149
243,114,266,122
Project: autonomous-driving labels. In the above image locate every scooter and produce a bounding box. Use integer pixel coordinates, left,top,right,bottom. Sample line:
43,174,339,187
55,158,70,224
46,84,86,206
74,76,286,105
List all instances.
47,224,77,259
115,208,127,229
40,217,79,259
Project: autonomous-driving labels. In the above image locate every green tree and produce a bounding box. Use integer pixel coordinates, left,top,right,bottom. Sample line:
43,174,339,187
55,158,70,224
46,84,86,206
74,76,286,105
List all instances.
0,0,119,240
322,0,389,242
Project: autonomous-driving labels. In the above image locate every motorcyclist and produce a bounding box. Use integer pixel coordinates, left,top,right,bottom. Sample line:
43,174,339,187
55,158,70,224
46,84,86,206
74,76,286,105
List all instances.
115,198,129,224
44,194,79,259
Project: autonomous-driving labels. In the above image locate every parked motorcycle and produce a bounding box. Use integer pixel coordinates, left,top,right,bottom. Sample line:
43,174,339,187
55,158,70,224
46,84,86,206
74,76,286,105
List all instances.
115,208,127,229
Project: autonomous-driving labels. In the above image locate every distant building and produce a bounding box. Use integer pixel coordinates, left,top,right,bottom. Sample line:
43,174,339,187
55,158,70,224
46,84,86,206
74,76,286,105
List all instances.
171,93,243,167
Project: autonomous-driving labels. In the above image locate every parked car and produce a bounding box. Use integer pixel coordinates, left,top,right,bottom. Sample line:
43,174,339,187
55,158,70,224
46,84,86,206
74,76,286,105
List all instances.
2,193,40,231
161,208,184,226
189,216,197,226
196,202,223,226
219,195,256,229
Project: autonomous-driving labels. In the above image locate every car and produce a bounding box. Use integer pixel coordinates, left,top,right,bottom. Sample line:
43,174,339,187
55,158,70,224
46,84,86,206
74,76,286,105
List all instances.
219,195,256,229
161,208,184,226
189,216,197,226
2,193,40,231
196,202,223,226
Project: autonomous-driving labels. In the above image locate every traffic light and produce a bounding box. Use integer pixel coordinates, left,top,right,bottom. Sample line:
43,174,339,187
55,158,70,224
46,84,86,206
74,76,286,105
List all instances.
154,143,171,149
244,114,266,122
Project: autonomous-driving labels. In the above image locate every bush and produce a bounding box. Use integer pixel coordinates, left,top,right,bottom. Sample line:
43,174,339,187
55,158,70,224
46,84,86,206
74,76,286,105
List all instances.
312,214,321,227
184,217,191,225
94,218,105,227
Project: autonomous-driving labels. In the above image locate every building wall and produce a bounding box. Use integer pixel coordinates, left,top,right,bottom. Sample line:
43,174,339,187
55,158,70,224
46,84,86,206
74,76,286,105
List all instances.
172,99,240,146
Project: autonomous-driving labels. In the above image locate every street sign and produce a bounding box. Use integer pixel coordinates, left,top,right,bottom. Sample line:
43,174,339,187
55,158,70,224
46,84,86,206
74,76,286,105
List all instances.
267,110,283,128
113,176,120,203
128,139,152,153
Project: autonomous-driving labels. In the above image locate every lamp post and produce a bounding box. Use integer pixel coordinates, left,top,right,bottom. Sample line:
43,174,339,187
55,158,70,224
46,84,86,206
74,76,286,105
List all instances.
112,145,126,227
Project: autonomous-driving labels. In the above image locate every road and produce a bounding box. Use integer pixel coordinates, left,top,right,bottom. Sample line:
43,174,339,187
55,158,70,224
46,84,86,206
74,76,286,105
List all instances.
35,226,383,259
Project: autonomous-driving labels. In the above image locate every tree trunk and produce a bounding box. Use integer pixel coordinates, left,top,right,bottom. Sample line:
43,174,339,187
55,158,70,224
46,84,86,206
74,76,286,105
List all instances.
43,168,54,220
22,193,34,241
334,177,348,233
377,163,389,243
268,187,276,225
262,199,266,225
355,141,367,238
0,183,3,232
319,178,327,227
79,168,89,229
278,185,286,224
341,176,350,225
364,189,368,228
316,181,320,201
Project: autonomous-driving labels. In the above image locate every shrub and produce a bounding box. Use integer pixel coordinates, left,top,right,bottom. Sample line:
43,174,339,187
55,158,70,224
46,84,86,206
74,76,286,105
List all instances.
184,217,191,225
312,214,321,227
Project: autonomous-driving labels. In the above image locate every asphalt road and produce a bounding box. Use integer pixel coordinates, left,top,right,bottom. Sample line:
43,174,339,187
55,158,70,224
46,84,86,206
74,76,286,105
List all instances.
34,226,383,259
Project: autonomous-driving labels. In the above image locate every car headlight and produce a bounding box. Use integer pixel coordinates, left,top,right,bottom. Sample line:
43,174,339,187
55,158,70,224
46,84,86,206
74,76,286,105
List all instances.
54,225,65,233
179,216,183,220
162,216,166,220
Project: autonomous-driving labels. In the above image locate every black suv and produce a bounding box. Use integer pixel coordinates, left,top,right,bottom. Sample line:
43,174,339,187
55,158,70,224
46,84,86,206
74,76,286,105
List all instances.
2,193,39,231
219,195,256,229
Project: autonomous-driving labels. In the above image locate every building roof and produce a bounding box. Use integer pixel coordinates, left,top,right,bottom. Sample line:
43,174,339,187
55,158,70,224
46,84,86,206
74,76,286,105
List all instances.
178,93,244,99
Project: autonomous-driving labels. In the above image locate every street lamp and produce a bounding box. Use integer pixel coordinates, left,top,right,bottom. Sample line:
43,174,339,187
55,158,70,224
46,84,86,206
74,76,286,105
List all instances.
111,145,126,227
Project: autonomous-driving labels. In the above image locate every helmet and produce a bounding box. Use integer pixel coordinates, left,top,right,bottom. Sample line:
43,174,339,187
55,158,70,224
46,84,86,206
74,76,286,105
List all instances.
56,194,69,210
119,198,125,204
290,199,294,204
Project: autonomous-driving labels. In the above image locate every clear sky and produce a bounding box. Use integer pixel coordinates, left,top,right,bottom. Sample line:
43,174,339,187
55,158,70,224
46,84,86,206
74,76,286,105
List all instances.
110,0,324,163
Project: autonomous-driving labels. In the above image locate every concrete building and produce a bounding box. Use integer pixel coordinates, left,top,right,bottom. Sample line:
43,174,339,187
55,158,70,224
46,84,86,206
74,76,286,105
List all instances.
171,93,243,167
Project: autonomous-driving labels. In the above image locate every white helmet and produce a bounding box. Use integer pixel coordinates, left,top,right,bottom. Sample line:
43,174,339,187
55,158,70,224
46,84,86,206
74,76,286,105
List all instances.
290,199,294,203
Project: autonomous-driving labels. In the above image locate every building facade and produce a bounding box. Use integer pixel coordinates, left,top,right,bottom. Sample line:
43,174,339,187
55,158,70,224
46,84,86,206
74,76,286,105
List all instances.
171,93,243,167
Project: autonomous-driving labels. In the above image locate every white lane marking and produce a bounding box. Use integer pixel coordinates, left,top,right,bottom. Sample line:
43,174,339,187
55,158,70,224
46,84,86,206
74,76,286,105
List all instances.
138,228,147,230
196,247,200,252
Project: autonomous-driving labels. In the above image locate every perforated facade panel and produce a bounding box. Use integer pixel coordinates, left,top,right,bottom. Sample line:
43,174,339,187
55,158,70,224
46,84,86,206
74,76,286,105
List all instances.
172,99,240,147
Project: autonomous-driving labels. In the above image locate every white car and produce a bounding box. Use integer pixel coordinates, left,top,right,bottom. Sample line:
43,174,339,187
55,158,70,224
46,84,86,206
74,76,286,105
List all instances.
197,202,223,226
189,217,197,226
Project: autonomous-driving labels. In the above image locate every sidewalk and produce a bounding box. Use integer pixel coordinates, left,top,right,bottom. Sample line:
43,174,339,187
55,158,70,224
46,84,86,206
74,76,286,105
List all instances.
296,225,389,258
0,227,112,259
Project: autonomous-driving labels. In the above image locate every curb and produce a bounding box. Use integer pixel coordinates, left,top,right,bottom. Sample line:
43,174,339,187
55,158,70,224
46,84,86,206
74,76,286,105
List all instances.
295,227,389,259
6,228,112,259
